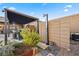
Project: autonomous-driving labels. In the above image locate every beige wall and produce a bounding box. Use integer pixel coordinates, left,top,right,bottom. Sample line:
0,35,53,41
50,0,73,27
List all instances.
49,14,79,50
49,20,60,46
69,14,79,33
60,18,70,49
49,20,70,50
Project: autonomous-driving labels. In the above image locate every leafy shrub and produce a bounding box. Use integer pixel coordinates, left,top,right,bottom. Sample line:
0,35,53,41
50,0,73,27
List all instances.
20,27,40,47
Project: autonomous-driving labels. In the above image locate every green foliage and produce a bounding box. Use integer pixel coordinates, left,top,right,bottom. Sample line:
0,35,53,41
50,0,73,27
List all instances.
20,27,40,47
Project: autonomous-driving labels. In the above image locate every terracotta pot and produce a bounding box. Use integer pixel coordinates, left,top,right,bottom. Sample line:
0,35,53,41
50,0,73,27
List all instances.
21,49,33,56
21,47,38,56
32,47,38,56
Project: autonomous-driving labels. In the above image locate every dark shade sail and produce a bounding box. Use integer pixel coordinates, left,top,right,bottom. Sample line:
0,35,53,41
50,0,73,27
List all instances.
5,9,38,24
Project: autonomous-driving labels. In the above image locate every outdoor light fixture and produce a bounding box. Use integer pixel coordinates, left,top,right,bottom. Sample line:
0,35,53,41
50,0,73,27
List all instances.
43,14,49,45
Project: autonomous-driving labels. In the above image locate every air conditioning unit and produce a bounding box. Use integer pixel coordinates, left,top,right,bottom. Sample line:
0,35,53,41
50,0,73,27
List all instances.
71,33,79,41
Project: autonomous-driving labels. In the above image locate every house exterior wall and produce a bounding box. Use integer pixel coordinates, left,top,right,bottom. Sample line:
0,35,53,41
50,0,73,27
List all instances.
0,22,4,32
0,22,22,33
9,24,22,30
48,14,79,50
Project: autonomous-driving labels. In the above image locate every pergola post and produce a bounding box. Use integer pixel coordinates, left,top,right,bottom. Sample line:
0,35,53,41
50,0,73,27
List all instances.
37,19,39,33
4,9,8,45
46,14,49,45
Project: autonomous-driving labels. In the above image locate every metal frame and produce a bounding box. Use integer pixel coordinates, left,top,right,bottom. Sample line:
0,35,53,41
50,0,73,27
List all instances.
37,19,39,33
4,8,8,45
3,8,40,45
43,14,49,45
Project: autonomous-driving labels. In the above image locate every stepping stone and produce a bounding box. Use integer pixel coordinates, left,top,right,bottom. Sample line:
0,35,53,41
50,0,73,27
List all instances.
47,53,54,56
37,42,48,49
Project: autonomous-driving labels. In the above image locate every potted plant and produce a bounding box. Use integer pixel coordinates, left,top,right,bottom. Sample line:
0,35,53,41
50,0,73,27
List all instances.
19,26,40,56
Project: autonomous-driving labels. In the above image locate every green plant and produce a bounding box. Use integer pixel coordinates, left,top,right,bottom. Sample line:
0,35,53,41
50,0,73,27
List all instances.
0,40,3,46
20,27,40,47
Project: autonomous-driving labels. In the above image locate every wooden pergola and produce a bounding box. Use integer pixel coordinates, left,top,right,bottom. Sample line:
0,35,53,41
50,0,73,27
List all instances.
3,8,39,45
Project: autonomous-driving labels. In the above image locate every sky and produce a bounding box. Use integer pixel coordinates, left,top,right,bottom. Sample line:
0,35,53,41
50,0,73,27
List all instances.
0,3,79,21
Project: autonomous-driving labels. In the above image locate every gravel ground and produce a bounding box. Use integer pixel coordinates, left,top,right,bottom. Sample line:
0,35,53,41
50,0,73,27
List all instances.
70,44,79,56
37,41,60,56
37,41,79,56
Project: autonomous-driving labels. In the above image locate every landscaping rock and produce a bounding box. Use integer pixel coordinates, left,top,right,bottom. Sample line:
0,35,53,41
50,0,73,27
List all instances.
37,41,60,56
